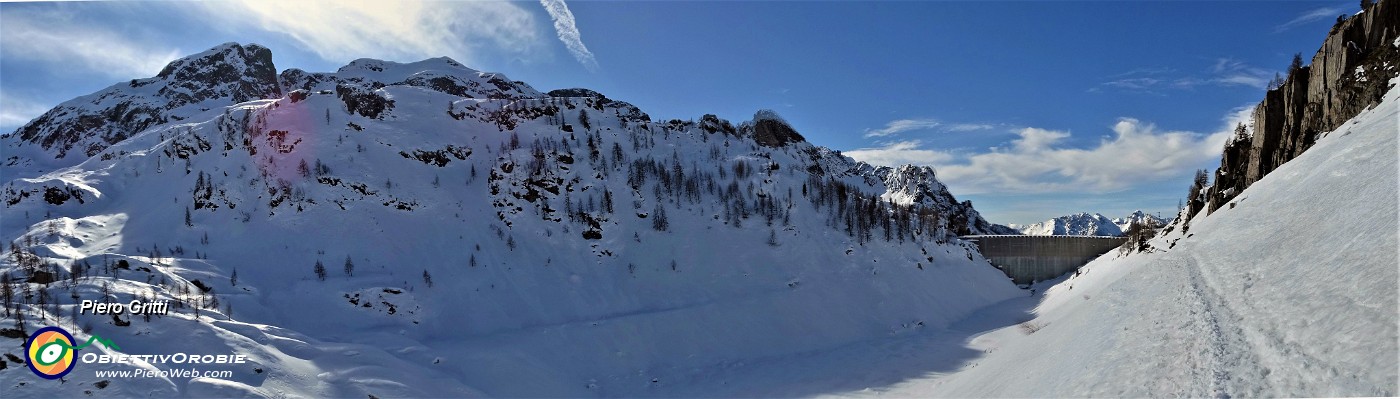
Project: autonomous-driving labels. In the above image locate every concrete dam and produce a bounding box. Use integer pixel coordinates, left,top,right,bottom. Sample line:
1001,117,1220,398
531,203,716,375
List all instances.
962,235,1127,284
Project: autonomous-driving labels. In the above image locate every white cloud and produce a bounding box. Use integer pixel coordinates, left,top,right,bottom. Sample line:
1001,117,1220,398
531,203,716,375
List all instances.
850,110,1247,195
1217,103,1257,135
1010,127,1070,152
1171,77,1207,89
1099,58,1276,92
0,11,182,79
1214,74,1269,89
863,118,1003,138
0,92,53,132
540,0,599,72
937,121,1230,194
1208,57,1273,89
864,119,941,138
844,140,953,167
1275,5,1349,33
946,123,996,132
1108,67,1175,79
193,1,544,66
1104,77,1161,90
1210,58,1245,73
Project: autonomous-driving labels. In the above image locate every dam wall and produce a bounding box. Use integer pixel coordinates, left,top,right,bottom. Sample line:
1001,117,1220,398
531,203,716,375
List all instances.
962,235,1127,284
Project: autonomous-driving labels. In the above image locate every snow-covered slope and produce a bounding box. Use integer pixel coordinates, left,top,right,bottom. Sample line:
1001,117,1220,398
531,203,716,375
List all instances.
0,43,1021,397
865,79,1399,397
1011,212,1123,236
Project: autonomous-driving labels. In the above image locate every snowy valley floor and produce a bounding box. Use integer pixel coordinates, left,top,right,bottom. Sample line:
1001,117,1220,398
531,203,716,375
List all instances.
613,291,1042,398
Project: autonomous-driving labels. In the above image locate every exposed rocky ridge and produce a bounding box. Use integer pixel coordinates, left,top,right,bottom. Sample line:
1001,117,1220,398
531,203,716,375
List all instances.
3,43,280,160
1206,1,1399,212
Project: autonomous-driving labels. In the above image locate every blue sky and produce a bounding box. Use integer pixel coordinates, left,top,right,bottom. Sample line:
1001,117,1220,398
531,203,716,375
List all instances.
0,1,1355,225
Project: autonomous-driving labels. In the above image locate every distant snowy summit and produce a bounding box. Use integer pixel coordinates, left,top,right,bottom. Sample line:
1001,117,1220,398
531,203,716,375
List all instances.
1010,210,1169,237
1111,210,1167,232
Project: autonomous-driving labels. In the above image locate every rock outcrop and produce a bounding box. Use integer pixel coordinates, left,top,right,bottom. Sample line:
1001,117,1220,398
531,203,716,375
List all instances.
1207,1,1399,212
741,110,806,147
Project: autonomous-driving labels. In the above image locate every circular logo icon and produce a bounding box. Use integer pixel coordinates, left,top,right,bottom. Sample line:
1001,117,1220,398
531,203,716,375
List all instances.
26,326,77,380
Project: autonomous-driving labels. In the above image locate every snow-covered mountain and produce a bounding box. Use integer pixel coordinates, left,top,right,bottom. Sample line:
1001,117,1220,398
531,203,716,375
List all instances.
3,43,280,164
0,43,1022,397
1010,212,1123,236
1111,210,1167,232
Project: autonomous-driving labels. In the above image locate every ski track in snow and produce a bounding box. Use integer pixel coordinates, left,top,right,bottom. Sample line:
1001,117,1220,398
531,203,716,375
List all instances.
1180,251,1258,399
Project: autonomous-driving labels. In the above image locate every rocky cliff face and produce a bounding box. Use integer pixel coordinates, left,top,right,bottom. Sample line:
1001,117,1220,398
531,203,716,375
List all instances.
1207,1,1399,212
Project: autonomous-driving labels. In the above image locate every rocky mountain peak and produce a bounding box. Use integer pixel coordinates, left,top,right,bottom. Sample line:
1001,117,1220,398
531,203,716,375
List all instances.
153,42,280,102
742,109,805,147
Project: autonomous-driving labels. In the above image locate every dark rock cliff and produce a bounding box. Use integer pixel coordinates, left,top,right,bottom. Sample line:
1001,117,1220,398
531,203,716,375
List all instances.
1206,0,1399,212
740,110,806,147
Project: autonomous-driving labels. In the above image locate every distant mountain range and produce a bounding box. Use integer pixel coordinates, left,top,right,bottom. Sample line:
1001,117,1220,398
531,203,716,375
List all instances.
1009,210,1167,237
